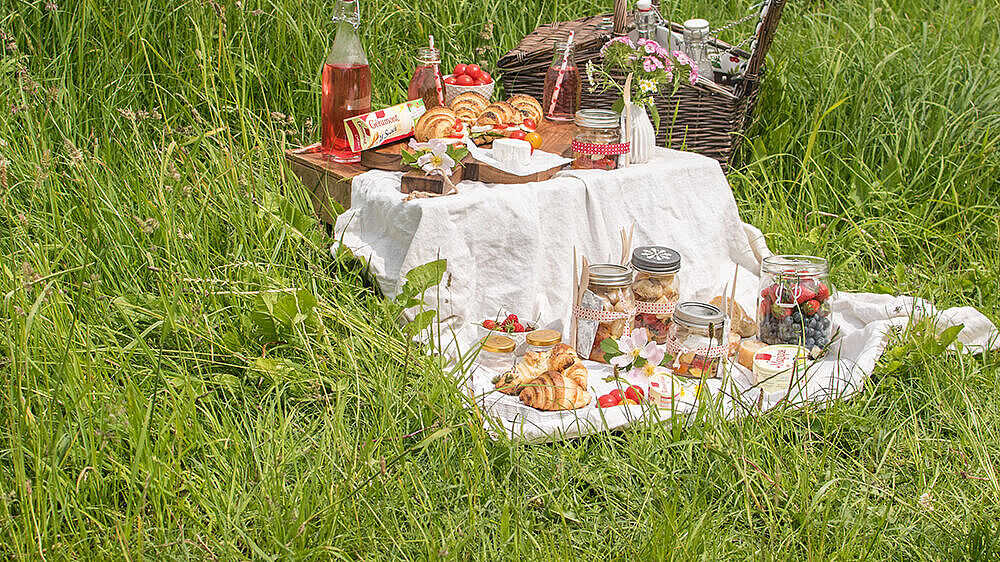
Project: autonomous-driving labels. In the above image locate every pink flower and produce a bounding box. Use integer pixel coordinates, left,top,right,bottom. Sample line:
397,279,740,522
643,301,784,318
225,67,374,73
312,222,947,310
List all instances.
688,66,699,85
642,57,657,73
642,40,657,54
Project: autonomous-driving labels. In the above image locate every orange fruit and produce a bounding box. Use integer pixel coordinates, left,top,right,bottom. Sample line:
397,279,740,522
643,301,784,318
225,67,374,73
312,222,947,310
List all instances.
524,132,542,150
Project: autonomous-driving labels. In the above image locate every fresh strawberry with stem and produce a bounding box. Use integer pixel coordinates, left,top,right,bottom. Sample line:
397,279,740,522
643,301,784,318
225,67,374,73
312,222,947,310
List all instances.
483,319,497,330
801,299,821,316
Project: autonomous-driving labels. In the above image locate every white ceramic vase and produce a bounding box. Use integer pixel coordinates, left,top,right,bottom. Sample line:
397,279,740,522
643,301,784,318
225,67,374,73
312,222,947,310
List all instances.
620,103,656,166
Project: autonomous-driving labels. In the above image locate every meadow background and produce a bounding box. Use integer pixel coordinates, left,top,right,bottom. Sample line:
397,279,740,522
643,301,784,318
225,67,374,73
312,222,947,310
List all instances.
2,0,999,558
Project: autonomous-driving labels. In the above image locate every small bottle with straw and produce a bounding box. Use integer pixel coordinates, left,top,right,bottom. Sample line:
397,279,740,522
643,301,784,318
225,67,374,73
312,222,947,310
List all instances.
541,31,580,122
408,35,445,110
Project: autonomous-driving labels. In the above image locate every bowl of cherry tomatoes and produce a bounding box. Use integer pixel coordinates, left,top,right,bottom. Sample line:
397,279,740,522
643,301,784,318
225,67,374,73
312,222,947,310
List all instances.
443,63,495,105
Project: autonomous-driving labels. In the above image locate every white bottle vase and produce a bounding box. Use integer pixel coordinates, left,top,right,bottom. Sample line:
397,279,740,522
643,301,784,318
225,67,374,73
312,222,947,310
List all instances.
620,104,656,166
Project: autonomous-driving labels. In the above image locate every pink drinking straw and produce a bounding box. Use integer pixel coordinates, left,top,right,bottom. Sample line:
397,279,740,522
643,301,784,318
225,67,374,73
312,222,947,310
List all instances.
547,30,575,117
430,35,445,107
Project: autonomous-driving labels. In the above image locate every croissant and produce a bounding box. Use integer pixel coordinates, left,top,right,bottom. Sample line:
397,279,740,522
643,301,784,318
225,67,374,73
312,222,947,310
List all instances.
546,343,580,372
476,102,520,126
507,94,543,124
518,370,591,411
415,107,459,142
495,350,546,395
561,362,589,388
450,92,489,125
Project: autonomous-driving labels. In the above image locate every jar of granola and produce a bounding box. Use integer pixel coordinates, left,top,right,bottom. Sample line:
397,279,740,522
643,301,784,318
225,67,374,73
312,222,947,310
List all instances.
571,109,628,170
583,264,636,363
664,301,727,379
630,245,681,343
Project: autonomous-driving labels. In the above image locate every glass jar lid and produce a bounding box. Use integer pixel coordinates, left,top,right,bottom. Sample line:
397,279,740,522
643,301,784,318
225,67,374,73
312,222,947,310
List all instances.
631,246,681,274
482,335,515,354
575,109,620,130
526,329,561,347
761,255,829,277
588,263,633,287
673,301,724,328
683,18,710,37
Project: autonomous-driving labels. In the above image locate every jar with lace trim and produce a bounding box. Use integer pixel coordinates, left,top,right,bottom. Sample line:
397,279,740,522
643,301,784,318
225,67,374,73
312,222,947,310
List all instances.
630,246,681,344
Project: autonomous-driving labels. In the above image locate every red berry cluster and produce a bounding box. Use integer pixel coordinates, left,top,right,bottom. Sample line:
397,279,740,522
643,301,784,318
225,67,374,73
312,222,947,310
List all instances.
597,385,644,408
482,314,528,333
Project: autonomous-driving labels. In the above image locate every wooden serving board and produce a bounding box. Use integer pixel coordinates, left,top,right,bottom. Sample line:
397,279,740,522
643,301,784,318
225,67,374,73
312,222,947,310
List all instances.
284,120,575,222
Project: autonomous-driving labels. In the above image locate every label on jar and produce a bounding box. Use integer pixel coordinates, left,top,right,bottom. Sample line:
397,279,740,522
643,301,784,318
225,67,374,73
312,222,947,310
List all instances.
574,290,602,360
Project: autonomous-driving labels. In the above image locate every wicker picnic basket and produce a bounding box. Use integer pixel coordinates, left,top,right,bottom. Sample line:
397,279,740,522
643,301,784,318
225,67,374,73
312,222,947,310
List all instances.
497,0,785,169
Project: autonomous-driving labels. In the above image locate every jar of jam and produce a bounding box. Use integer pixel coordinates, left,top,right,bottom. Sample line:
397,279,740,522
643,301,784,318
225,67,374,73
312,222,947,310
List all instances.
757,255,835,350
664,301,727,379
571,109,627,170
585,264,636,363
631,246,681,344
525,329,561,354
407,46,445,110
478,334,516,373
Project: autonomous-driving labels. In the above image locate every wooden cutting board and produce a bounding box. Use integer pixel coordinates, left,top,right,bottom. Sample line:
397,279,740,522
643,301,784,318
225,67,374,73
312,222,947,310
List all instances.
360,120,575,183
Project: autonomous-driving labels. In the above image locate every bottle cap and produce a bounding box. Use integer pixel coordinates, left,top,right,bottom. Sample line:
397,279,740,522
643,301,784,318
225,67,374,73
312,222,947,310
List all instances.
526,329,561,347
673,301,724,328
587,263,633,287
636,0,652,10
631,246,681,274
482,335,515,354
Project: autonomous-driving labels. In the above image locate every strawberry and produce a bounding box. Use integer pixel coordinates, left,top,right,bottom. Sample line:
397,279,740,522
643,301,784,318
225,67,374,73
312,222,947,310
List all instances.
501,314,517,327
796,285,817,304
801,299,821,316
483,319,497,330
761,284,778,301
512,322,525,333
771,302,792,319
815,283,830,302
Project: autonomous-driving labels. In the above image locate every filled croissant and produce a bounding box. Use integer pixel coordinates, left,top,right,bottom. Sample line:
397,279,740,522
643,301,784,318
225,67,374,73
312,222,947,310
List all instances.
518,370,591,411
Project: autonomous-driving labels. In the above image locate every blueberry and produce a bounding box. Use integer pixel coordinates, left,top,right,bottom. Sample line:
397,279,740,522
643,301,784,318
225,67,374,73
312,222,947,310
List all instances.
805,338,815,347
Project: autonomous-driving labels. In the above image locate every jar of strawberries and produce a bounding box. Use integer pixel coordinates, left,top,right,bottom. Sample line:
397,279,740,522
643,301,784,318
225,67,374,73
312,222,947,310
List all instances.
757,255,835,350
571,109,628,170
630,245,681,343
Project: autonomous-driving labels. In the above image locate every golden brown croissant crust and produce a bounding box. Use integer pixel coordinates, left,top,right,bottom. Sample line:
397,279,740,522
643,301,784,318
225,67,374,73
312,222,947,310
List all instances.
415,107,458,142
518,370,592,411
507,94,543,123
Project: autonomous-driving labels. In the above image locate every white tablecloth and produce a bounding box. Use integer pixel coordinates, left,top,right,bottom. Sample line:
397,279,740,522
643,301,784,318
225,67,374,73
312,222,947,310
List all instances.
334,148,999,441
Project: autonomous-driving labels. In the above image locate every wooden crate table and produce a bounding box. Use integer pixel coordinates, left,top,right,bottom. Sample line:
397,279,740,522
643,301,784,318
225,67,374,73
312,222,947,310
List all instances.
284,120,575,224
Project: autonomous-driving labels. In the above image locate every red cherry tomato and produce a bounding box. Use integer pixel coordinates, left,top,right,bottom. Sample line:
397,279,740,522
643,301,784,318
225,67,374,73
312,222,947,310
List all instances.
480,71,492,84
598,394,619,408
625,385,645,403
456,74,474,86
444,76,458,85
522,118,537,131
507,130,526,141
608,389,624,403
465,64,482,80
453,64,467,76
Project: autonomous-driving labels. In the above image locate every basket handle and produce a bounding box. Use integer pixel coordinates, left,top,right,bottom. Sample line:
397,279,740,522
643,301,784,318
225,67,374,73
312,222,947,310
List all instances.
613,0,627,35
742,0,786,81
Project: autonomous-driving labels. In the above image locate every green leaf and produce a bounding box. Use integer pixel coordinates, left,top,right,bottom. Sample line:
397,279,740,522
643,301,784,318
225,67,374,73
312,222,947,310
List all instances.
611,97,625,114
600,337,621,358
403,259,447,296
648,102,660,134
936,324,964,350
404,310,437,335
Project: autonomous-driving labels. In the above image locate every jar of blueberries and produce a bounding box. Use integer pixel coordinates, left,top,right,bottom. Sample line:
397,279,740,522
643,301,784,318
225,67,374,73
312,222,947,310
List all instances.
757,255,835,351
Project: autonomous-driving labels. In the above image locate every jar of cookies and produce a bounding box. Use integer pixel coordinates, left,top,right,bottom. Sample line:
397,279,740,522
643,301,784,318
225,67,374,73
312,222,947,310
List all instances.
664,301,727,379
630,246,681,344
584,264,636,363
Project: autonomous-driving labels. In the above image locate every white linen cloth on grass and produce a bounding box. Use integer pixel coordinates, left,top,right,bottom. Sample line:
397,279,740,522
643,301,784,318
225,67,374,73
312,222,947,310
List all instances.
334,148,999,442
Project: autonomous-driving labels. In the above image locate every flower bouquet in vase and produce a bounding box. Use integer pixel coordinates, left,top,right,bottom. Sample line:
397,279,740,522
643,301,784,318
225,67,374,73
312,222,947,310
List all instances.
587,37,698,164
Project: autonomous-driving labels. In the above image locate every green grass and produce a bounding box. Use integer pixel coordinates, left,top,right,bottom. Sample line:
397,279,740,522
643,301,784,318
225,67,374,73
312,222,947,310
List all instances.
2,0,999,558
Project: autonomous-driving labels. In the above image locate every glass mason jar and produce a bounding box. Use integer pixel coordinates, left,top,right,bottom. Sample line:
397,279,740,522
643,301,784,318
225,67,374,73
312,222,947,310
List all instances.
757,255,835,349
525,329,561,354
478,334,516,373
408,46,444,110
631,245,682,344
682,18,713,83
586,264,636,363
664,301,727,379
542,39,581,121
572,109,624,170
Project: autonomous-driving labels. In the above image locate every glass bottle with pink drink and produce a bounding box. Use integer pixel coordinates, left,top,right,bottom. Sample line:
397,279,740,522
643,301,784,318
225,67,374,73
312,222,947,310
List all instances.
321,0,372,162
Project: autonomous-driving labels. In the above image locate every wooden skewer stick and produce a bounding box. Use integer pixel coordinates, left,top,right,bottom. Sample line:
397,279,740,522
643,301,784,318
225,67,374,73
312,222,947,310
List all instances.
571,247,579,349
